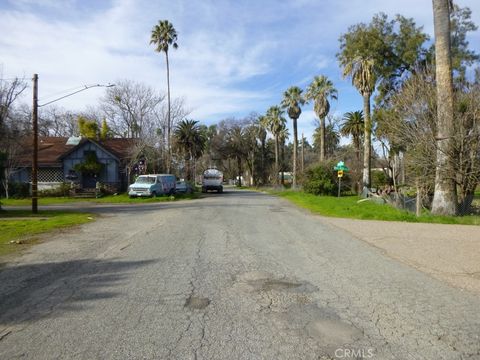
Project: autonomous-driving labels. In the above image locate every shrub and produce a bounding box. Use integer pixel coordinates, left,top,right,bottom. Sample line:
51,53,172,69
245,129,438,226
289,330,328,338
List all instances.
8,182,31,198
39,182,71,197
371,170,389,189
303,162,337,196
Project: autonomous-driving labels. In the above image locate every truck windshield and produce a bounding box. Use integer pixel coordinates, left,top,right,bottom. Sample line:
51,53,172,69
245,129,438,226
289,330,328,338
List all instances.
136,176,155,184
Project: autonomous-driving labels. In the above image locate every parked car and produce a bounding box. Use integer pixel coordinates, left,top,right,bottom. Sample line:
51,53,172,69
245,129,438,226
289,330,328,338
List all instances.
175,180,194,194
128,174,176,198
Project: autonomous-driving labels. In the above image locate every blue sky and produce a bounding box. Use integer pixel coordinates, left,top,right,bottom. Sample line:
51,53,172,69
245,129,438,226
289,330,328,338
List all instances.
1,0,479,143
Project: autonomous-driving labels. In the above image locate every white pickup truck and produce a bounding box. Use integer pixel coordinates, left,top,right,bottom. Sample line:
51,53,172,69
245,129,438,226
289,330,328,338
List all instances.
201,168,223,193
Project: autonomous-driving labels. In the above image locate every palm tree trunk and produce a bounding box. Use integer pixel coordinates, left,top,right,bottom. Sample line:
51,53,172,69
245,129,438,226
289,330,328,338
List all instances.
320,117,325,162
165,51,172,174
293,118,298,189
354,136,361,194
362,93,372,193
431,0,457,215
274,135,279,185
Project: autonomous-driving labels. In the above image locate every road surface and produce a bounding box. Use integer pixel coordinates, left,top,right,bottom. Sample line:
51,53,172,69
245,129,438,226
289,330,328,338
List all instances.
0,190,479,359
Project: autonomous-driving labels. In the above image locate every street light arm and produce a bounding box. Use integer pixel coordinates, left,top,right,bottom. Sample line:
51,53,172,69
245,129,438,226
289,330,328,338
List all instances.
38,83,115,107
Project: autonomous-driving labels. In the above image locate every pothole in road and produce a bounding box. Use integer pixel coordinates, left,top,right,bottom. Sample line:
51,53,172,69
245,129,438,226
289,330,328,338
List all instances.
279,303,364,356
235,271,318,294
184,296,210,310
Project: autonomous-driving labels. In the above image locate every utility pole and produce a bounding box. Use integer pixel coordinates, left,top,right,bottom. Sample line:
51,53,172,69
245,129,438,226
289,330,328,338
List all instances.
32,74,38,214
29,77,114,213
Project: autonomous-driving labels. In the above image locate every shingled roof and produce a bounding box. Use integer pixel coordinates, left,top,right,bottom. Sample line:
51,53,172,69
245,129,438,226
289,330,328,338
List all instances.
16,137,136,167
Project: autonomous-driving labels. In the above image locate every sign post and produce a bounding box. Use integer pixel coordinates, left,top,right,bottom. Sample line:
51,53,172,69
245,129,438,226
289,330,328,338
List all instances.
333,161,349,197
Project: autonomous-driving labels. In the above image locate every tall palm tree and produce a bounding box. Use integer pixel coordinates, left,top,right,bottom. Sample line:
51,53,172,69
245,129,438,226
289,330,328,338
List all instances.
150,20,178,173
339,57,376,192
305,75,338,162
281,86,305,188
431,0,457,215
341,111,365,164
174,119,205,181
263,106,287,184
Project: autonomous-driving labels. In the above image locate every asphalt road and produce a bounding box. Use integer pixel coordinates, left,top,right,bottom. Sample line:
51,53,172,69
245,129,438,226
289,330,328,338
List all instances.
0,190,479,360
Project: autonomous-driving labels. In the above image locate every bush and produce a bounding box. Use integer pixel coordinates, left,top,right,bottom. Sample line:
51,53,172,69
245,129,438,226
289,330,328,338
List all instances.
303,162,337,196
39,182,71,197
7,182,31,198
371,170,389,189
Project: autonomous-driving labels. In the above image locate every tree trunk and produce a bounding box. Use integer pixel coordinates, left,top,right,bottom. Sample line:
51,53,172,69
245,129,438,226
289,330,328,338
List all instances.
261,138,266,185
281,140,285,186
431,0,457,215
362,93,372,194
237,157,242,187
165,51,172,174
320,116,325,162
274,135,279,185
292,118,298,189
416,180,422,217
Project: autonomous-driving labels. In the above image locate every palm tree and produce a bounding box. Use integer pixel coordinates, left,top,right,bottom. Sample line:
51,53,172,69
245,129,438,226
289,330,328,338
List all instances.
341,111,365,164
257,116,268,185
150,20,178,173
431,0,457,215
225,125,247,187
278,124,290,186
281,86,305,188
339,57,376,192
262,106,287,185
174,119,205,181
305,76,338,162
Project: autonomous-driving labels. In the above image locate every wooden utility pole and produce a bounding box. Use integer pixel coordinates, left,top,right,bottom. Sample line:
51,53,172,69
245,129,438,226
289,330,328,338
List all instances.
32,74,38,213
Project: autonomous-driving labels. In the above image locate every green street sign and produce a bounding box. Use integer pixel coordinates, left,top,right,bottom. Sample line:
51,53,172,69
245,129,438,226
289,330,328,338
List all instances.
334,161,349,171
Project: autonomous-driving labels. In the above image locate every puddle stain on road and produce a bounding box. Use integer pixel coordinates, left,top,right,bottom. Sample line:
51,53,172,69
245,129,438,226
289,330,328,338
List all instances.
234,271,365,357
184,296,210,310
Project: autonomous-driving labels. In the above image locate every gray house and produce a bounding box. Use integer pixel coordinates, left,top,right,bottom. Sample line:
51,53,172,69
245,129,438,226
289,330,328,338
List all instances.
12,137,136,192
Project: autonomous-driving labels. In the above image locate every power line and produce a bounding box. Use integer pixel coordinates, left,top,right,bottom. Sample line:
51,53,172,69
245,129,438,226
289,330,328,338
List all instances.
0,77,29,81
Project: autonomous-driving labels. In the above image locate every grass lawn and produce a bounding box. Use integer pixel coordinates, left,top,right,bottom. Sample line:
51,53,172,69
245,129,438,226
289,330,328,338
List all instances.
0,192,199,206
0,210,95,258
271,190,480,225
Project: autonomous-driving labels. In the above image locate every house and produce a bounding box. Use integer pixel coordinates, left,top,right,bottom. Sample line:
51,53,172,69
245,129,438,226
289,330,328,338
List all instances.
11,136,136,192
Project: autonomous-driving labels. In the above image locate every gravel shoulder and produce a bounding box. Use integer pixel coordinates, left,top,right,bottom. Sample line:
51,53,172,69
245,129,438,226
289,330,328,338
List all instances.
321,217,480,294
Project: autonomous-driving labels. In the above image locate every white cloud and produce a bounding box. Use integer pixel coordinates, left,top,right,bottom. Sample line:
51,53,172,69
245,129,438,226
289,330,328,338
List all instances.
1,0,479,131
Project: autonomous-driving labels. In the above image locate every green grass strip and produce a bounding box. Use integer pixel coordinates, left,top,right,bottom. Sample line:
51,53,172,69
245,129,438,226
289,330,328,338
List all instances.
0,192,199,206
0,210,95,257
271,190,480,225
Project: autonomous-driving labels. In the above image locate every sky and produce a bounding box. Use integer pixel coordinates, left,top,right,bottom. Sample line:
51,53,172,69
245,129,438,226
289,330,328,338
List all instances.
1,0,479,143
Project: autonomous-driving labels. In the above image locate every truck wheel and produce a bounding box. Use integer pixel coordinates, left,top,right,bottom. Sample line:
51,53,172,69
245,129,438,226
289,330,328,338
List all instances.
219,187,223,193
151,191,157,198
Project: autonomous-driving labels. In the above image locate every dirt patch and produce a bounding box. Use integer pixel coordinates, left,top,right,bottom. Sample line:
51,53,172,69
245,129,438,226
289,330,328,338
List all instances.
323,217,480,294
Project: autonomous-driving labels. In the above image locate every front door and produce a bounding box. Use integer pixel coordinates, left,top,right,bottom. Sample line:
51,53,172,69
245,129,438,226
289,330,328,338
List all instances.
82,173,97,188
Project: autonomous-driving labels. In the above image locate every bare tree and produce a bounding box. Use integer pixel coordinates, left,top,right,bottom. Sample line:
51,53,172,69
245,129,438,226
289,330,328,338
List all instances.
0,76,28,202
100,80,164,138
